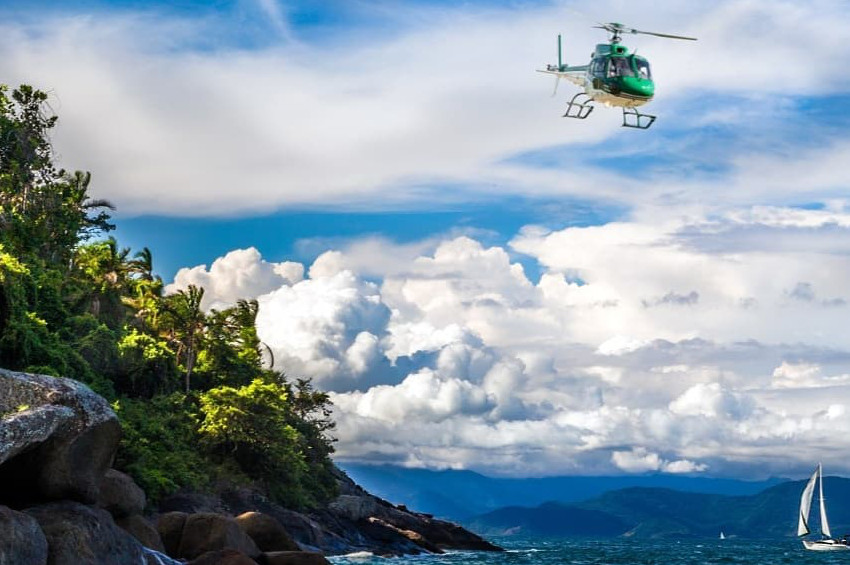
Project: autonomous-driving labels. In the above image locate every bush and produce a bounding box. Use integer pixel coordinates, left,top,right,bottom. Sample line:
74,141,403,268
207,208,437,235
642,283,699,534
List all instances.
113,393,210,503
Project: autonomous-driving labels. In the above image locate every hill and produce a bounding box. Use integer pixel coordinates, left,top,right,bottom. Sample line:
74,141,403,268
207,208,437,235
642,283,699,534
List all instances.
467,476,850,539
339,463,784,520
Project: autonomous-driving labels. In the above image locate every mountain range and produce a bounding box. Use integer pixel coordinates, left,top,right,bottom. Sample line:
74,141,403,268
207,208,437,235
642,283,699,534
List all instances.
338,464,784,520
468,477,850,539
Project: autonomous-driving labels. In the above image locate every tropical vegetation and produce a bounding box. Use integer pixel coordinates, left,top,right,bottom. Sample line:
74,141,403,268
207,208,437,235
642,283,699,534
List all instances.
0,84,337,508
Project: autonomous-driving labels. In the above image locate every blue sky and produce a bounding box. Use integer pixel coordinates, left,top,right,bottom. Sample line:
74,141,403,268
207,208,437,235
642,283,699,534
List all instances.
5,0,850,479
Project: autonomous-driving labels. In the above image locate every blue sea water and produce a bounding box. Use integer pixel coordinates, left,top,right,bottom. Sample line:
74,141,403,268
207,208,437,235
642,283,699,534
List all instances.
328,537,847,565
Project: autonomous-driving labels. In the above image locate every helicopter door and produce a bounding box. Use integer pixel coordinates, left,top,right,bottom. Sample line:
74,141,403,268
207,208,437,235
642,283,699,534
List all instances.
589,58,605,89
590,58,605,77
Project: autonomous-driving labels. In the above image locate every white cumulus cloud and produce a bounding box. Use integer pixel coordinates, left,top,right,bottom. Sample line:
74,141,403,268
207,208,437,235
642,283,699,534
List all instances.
164,203,850,478
167,247,303,309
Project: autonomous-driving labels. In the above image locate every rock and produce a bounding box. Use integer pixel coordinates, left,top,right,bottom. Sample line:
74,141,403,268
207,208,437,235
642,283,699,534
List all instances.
214,481,502,556
217,489,350,554
177,513,261,560
0,405,73,468
187,548,257,565
327,495,378,522
98,469,146,518
236,511,300,552
325,474,502,554
260,551,331,565
0,504,48,565
25,501,145,565
116,514,166,553
157,511,188,556
353,517,422,555
367,517,441,553
415,515,502,551
0,369,121,505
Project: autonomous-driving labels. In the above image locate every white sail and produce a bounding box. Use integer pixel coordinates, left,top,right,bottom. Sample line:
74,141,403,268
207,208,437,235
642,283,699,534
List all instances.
820,463,833,538
798,467,819,536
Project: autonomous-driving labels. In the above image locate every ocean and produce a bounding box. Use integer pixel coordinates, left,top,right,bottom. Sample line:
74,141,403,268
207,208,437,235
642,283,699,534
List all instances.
328,536,846,565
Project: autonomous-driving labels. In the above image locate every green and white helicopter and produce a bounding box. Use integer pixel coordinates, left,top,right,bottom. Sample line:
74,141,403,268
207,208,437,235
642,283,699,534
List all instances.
537,22,696,129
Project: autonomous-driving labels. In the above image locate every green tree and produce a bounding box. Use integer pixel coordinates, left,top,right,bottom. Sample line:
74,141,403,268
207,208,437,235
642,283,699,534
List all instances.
0,83,341,511
123,247,164,333
198,378,309,506
195,299,263,389
114,393,209,502
0,85,113,264
286,377,338,502
115,329,178,398
69,238,132,329
160,285,206,392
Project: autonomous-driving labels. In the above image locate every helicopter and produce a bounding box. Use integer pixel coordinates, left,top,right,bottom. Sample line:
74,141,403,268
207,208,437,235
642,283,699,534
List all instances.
537,22,696,129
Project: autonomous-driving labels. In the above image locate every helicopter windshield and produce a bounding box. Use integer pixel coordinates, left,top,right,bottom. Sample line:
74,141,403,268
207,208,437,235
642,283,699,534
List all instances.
608,57,635,77
633,57,652,80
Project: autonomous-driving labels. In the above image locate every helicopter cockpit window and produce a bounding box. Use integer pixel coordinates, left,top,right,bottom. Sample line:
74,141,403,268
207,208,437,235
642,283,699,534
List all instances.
608,57,635,77
633,57,652,79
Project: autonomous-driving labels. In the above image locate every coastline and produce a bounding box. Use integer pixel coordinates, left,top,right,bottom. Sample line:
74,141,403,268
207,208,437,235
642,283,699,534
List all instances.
0,368,501,563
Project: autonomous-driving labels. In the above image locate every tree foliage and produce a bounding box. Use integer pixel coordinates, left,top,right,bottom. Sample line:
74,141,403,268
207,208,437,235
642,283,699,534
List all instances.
0,84,338,508
199,378,309,506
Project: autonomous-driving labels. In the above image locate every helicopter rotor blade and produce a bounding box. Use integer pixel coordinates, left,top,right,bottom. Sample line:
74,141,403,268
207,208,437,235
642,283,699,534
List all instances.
596,22,696,41
632,29,697,41
594,22,625,32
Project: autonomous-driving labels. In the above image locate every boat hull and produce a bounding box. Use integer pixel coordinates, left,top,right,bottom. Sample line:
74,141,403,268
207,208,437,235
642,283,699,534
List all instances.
803,539,850,551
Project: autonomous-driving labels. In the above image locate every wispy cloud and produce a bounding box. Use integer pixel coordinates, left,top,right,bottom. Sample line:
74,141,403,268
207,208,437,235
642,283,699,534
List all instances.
0,1,847,217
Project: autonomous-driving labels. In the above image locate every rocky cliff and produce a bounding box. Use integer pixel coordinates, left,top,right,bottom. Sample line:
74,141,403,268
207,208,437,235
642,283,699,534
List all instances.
0,368,500,563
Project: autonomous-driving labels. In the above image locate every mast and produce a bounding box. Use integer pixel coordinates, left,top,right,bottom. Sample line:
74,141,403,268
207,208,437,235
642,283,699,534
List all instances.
820,463,833,538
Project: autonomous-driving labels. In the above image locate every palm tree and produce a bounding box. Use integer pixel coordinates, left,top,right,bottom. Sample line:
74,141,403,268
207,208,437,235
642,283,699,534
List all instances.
67,237,132,327
129,247,155,281
160,285,206,392
125,247,163,331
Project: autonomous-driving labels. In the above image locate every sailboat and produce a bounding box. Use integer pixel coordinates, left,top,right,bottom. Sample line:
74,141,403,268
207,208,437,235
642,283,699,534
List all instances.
798,463,850,551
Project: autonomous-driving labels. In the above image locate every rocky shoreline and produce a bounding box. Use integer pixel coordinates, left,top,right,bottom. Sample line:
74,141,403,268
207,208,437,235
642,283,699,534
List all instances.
0,368,501,563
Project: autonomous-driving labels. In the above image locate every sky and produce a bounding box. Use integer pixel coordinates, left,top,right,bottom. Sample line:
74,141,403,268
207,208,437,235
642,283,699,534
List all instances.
4,0,850,480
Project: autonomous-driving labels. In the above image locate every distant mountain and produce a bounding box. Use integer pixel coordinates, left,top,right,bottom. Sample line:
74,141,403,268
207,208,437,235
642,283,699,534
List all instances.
468,502,631,537
338,463,784,520
467,476,850,539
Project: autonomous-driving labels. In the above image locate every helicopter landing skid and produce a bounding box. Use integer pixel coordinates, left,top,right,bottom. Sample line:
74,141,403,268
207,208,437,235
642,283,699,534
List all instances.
622,107,656,129
563,93,594,120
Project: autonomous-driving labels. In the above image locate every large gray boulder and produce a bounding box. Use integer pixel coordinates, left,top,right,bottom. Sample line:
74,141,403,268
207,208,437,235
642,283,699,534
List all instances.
0,369,121,505
98,469,146,518
157,511,189,557
178,513,261,560
235,511,300,552
25,501,145,565
327,495,379,522
0,504,48,565
116,514,166,553
159,512,261,561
